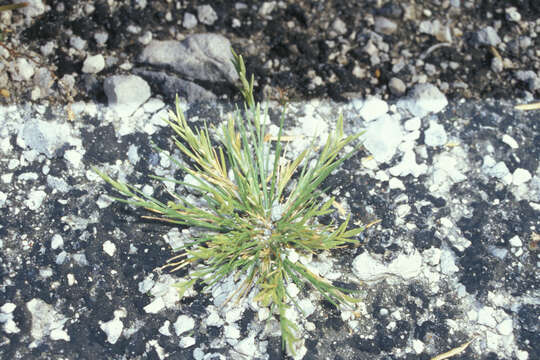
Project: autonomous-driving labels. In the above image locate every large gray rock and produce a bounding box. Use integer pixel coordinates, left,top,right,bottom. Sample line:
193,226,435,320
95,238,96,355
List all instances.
103,75,151,117
134,70,216,102
139,34,238,83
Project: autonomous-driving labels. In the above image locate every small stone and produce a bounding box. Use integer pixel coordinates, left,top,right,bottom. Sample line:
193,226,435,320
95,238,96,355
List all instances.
396,204,410,218
424,121,448,147
363,115,402,163
144,297,165,314
94,32,108,46
258,307,270,321
476,26,501,46
402,83,448,118
225,307,243,323
484,161,510,181
359,97,388,121
40,42,55,57
508,235,522,247
496,318,513,335
404,117,421,131
126,24,141,34
56,251,68,265
1,303,16,313
418,19,452,42
512,168,532,185
26,298,67,341
174,315,195,336
515,349,529,360
183,12,197,29
18,0,46,18
425,248,442,266
103,240,116,256
331,18,347,35
104,75,151,117
51,234,64,250
388,77,406,96
286,283,300,298
485,330,500,352
412,339,425,354
352,251,422,282
180,336,196,348
100,317,123,344
25,190,47,210
491,57,503,73
197,5,218,25
374,17,397,35
50,328,70,341
138,31,153,45
206,311,224,327
143,98,165,113
505,7,521,22
224,325,240,339
363,41,378,56
159,320,171,336
70,36,87,51
440,249,459,275
67,273,76,286
82,54,105,74
298,298,315,317
502,134,518,149
236,336,257,358
3,320,20,334
15,58,35,81
258,2,277,16
0,191,6,207
477,306,497,328
389,177,405,190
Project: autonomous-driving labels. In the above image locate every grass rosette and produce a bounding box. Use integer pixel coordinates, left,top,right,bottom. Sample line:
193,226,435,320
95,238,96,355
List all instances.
94,50,365,354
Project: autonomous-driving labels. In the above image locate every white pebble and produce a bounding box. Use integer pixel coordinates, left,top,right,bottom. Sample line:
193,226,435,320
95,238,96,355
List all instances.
159,320,171,336
144,297,165,314
174,315,195,336
424,121,447,147
70,36,87,51
16,58,35,80
508,235,522,247
94,32,109,46
183,12,198,29
512,168,531,185
502,134,519,149
1,303,16,313
25,190,47,210
496,318,513,336
359,97,388,122
50,328,70,341
103,240,116,256
197,5,218,25
404,117,421,131
180,336,196,348
389,177,405,190
82,54,105,74
51,234,64,250
412,339,425,353
100,317,123,344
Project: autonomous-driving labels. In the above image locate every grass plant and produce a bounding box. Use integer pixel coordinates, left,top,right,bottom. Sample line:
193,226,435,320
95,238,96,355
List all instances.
94,50,365,354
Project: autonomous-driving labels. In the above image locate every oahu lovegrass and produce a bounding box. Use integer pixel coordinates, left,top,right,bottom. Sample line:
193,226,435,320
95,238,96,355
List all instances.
94,50,365,354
